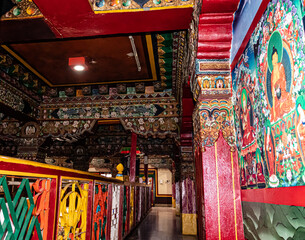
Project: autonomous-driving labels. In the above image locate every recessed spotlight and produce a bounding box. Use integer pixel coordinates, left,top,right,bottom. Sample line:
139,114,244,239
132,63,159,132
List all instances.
69,57,88,71
73,65,85,71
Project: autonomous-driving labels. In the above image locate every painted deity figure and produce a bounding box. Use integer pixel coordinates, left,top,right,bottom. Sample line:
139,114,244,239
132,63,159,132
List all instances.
267,31,293,122
270,47,292,121
241,167,247,189
256,162,265,184
240,88,257,156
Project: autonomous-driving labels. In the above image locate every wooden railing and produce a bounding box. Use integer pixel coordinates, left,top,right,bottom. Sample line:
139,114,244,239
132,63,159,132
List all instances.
0,155,152,240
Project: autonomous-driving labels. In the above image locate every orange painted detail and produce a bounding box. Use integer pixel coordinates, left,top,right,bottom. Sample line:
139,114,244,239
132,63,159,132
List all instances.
31,179,51,240
92,184,109,240
130,133,137,182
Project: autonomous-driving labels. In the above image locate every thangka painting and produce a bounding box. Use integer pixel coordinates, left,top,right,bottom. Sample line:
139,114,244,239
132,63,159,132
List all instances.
232,0,305,189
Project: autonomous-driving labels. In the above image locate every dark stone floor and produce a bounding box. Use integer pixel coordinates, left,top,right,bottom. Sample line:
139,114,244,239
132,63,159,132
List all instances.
126,207,198,240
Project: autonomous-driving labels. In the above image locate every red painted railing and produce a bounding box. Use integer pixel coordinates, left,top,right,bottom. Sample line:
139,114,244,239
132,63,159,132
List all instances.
0,155,151,240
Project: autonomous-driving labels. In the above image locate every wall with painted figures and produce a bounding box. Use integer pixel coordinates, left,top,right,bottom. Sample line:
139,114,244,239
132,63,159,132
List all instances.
232,0,305,190
232,0,305,238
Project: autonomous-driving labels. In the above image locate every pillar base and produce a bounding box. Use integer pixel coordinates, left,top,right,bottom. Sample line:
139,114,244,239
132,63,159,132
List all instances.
182,213,197,235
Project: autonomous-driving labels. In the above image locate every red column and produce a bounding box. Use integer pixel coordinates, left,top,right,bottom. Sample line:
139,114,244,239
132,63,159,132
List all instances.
106,184,113,240
144,164,148,184
130,132,137,182
200,133,244,240
194,146,205,240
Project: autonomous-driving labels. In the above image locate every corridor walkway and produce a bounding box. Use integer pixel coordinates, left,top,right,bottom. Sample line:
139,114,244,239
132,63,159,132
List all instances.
126,207,197,240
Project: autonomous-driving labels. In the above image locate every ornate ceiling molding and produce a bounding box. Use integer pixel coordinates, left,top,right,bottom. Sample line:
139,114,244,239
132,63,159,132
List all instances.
39,96,178,120
89,0,193,14
120,117,179,138
0,51,48,101
0,79,39,119
0,119,97,140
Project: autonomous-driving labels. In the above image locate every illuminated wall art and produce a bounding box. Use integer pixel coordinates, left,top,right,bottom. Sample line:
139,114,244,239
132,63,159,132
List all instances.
232,0,305,189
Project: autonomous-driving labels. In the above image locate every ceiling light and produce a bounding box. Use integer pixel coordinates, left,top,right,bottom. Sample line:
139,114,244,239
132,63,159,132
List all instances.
73,65,85,71
69,57,88,71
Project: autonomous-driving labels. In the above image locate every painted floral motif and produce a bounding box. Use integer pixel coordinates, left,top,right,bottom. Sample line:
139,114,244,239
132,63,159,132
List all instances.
232,0,305,188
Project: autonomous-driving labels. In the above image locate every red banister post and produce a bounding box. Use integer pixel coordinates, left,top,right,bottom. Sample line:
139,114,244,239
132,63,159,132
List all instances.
106,184,113,240
130,132,137,182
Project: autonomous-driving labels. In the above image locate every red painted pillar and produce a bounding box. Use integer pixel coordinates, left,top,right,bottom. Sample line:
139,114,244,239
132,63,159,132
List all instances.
192,98,244,239
144,155,148,184
194,146,205,239
106,184,113,240
130,132,137,182
200,133,244,240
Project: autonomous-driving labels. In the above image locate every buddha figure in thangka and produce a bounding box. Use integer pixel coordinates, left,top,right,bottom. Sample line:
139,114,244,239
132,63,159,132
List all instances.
270,47,292,121
267,31,293,122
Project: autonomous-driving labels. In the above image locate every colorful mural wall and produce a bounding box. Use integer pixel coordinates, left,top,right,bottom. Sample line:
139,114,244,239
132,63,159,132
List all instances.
232,0,305,238
232,0,305,189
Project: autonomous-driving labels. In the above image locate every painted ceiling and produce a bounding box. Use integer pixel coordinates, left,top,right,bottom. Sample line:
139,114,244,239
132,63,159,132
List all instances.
7,35,155,86
0,31,185,99
0,0,191,99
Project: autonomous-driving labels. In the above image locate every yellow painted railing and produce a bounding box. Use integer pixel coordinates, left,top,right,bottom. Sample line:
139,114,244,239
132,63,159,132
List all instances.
0,155,151,240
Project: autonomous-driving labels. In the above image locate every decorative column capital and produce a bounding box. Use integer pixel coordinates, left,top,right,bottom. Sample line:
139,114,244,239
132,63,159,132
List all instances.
193,99,236,151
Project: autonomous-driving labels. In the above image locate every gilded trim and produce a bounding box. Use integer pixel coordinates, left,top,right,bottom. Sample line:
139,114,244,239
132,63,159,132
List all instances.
61,176,93,182
0,155,122,183
93,5,193,14
0,170,57,179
